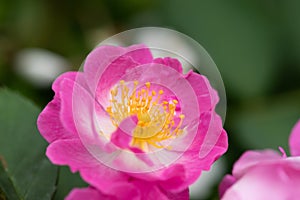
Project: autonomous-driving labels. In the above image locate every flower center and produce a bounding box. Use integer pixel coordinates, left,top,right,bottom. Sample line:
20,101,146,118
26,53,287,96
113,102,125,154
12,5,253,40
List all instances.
106,80,184,151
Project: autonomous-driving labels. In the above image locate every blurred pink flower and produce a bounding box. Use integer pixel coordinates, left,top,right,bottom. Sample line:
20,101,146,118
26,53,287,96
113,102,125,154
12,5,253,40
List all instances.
37,44,227,199
219,120,300,200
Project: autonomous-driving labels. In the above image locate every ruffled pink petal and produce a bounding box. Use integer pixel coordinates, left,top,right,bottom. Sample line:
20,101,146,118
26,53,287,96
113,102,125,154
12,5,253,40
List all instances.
59,77,79,134
157,164,187,192
131,181,168,200
131,179,188,200
184,71,224,156
125,180,188,200
66,183,142,200
126,163,182,191
165,188,189,200
152,141,212,192
37,72,80,143
37,93,70,143
107,183,141,199
289,120,300,156
66,183,188,200
129,163,188,193
190,112,227,170
46,139,130,194
46,139,98,171
161,114,226,191
66,187,107,200
185,71,219,112
219,175,236,198
198,129,228,170
51,72,78,92
232,150,282,178
182,71,226,169
70,75,114,151
84,45,153,105
153,57,183,73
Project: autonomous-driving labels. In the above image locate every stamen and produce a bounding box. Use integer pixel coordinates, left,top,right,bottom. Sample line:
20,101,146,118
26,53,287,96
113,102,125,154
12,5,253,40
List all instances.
106,80,184,151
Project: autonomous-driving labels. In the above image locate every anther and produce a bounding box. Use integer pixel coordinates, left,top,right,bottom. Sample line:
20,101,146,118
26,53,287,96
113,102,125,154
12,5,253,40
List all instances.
145,82,151,88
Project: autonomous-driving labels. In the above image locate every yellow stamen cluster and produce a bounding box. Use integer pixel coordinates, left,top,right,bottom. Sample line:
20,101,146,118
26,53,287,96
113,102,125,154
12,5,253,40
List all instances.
106,80,184,151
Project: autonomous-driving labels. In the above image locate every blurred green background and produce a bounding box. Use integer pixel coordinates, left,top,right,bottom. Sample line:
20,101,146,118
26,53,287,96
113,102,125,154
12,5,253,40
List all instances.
1,0,300,199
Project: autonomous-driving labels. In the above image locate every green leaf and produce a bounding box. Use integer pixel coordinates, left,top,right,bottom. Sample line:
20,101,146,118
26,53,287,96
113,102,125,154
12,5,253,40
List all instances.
0,89,57,200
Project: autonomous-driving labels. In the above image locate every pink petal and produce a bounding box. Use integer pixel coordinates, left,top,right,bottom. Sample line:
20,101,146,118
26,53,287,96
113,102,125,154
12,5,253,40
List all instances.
165,188,189,200
185,71,219,112
222,162,300,200
197,113,228,169
110,116,138,150
46,139,97,171
161,123,226,191
66,183,188,200
52,72,79,92
37,72,79,143
66,184,141,200
59,75,82,134
131,179,188,200
127,164,184,192
198,129,228,170
109,115,155,166
232,150,282,178
46,139,129,194
168,113,227,190
158,164,187,191
83,45,153,105
219,175,236,198
105,183,141,200
289,120,300,156
183,71,226,169
66,187,107,200
132,181,168,200
37,93,71,143
153,57,183,73
70,74,114,151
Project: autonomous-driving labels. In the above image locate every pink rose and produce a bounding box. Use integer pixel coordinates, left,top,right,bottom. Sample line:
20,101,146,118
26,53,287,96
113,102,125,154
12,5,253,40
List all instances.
37,44,227,199
219,120,300,200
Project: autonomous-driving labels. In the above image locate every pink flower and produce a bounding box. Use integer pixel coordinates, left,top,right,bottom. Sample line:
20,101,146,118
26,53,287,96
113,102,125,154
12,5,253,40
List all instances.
219,120,300,200
37,44,227,199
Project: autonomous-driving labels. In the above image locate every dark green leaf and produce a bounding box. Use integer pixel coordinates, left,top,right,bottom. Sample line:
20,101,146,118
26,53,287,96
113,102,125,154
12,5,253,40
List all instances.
0,89,57,200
